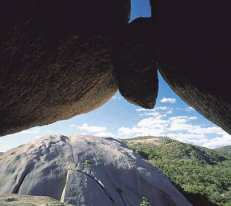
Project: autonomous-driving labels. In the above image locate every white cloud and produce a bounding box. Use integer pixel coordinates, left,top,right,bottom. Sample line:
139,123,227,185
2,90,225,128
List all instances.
19,127,41,135
118,107,231,149
0,142,12,152
71,123,114,137
202,133,231,148
0,127,42,138
185,106,196,112
136,106,173,117
160,97,176,104
0,127,58,152
136,106,169,113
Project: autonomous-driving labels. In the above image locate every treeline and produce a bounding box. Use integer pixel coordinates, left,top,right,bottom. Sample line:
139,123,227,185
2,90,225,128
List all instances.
126,137,231,206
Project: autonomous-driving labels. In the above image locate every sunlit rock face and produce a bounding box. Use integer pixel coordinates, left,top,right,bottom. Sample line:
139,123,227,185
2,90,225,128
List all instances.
0,135,191,206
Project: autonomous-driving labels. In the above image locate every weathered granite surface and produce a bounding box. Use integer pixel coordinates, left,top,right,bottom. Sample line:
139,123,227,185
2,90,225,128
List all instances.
1,0,231,139
0,194,72,206
0,0,130,136
0,135,191,206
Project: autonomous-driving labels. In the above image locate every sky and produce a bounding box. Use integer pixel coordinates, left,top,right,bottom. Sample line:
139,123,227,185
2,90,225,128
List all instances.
0,0,231,151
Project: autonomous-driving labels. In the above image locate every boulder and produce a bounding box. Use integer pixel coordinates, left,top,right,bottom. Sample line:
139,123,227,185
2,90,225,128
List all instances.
2,0,231,138
0,135,191,206
149,0,231,134
0,33,117,136
159,66,231,135
0,0,130,34
0,0,131,136
113,18,159,108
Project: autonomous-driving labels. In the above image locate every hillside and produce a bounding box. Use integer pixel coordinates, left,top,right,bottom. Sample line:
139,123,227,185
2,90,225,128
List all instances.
126,136,231,206
0,135,190,206
215,146,231,157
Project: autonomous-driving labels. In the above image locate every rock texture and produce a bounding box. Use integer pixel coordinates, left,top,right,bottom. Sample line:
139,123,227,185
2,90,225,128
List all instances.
0,0,130,136
0,194,72,206
159,66,231,135
148,0,231,134
113,18,159,108
0,33,117,136
0,135,191,206
1,0,231,140
0,0,160,136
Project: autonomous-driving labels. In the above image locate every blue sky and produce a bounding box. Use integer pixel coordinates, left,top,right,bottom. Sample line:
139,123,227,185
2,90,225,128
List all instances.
0,0,231,151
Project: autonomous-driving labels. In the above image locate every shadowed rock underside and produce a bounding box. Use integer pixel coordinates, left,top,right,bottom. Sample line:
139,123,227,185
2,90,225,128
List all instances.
0,0,231,137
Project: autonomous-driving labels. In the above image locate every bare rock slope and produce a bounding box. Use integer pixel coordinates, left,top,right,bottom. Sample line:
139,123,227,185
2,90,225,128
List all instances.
0,135,191,206
0,194,72,206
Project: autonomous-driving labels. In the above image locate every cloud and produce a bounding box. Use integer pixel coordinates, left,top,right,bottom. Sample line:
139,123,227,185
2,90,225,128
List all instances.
0,127,42,138
0,142,12,152
136,106,172,117
185,106,196,112
118,107,231,149
0,127,58,152
70,123,114,137
19,128,41,135
160,97,176,104
202,133,231,148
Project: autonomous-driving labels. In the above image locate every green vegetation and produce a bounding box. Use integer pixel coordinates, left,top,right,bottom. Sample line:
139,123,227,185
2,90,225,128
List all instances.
83,159,92,168
139,196,151,206
126,137,231,206
216,146,231,156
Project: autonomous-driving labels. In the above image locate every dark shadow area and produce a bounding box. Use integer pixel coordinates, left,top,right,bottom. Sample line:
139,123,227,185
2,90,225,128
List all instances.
171,181,219,206
184,193,218,206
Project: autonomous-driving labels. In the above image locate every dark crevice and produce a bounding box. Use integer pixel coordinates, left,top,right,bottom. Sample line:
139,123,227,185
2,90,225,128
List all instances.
104,171,131,206
116,188,130,206
12,163,34,194
67,141,115,206
74,169,115,205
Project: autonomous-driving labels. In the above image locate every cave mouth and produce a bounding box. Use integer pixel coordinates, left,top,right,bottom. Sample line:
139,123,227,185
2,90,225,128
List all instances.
130,0,152,21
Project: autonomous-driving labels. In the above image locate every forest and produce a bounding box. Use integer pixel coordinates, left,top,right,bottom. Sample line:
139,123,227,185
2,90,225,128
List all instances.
126,137,231,206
